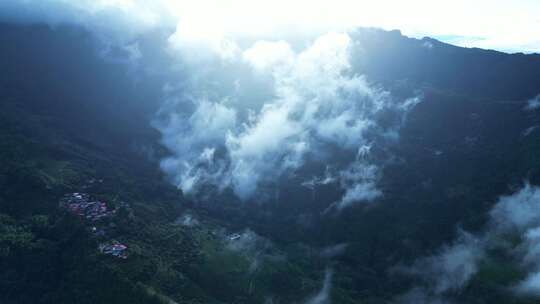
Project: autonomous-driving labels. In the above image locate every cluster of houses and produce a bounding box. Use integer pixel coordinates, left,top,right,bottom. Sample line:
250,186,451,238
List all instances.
60,193,116,221
60,192,129,259
99,241,128,259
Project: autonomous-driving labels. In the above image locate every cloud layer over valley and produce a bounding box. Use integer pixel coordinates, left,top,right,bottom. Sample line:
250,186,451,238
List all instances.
396,184,540,302
156,31,420,205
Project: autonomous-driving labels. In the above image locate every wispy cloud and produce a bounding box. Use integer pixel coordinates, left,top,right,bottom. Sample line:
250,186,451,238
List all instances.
156,31,420,205
305,268,333,304
396,184,540,300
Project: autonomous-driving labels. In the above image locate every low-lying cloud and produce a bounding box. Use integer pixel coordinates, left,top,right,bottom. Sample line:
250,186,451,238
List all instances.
157,31,420,206
305,268,333,304
398,230,483,297
525,94,540,111
224,229,285,275
490,184,540,295
397,183,540,301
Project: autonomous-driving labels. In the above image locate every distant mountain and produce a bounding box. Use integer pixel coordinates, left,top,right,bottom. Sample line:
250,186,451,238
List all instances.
351,28,540,100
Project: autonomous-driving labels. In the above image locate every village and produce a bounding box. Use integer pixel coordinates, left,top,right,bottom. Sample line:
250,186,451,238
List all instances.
59,192,129,259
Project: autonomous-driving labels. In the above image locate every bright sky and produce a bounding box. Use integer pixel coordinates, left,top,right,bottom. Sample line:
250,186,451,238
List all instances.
164,0,540,53
3,0,540,53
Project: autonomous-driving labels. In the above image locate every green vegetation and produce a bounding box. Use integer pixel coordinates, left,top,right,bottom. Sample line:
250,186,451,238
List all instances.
0,79,333,304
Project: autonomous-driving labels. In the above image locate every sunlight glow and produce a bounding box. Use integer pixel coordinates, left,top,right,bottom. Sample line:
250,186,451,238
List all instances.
2,0,538,52
163,0,540,53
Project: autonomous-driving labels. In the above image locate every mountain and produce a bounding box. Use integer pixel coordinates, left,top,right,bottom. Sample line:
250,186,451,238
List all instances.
1,22,540,304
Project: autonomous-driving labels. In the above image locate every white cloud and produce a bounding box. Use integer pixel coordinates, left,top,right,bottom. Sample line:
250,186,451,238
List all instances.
334,153,382,209
156,98,237,194
320,243,348,259
400,231,483,295
168,21,241,61
2,0,540,53
338,181,381,208
523,125,540,137
175,212,199,227
398,184,540,299
243,40,295,71
302,167,338,191
525,95,540,111
226,103,305,199
156,31,419,205
162,0,540,53
489,183,540,234
225,229,282,275
489,184,540,296
517,272,540,296
305,268,333,304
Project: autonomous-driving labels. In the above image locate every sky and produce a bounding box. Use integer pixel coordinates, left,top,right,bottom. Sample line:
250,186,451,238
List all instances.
167,0,540,53
2,0,539,53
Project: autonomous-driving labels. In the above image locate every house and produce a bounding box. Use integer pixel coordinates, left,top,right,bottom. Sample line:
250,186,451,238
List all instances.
99,241,128,259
